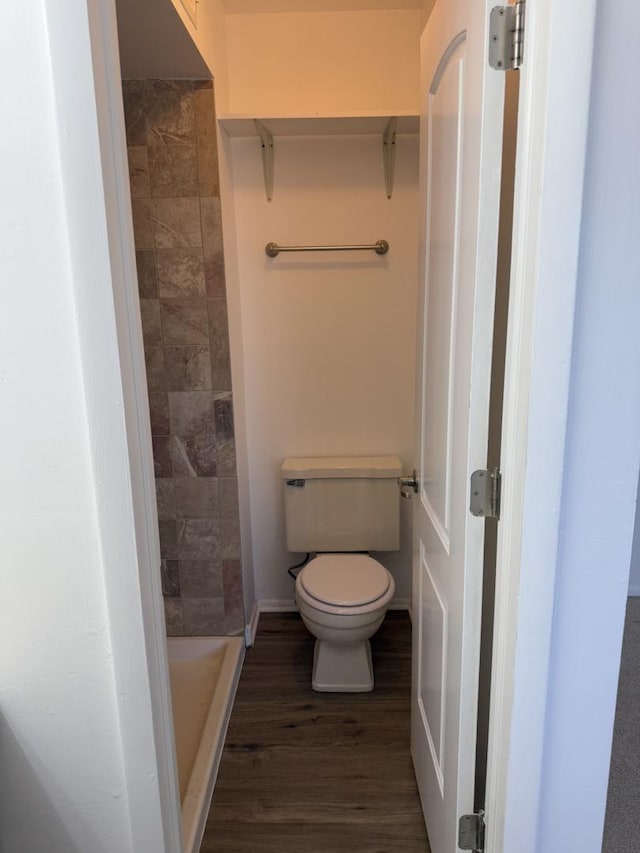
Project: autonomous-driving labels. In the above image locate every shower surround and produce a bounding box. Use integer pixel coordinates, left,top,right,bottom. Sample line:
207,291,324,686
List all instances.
122,79,243,637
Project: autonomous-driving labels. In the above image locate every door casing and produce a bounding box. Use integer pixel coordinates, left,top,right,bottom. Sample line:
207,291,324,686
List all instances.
485,0,599,849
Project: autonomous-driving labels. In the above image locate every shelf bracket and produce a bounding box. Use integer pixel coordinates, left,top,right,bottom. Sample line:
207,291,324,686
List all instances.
254,119,274,202
382,116,397,199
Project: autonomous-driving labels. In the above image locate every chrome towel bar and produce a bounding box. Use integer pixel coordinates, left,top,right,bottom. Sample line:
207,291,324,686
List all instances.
265,240,389,258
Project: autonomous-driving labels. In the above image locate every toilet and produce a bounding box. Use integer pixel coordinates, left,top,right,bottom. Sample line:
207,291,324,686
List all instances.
282,455,402,692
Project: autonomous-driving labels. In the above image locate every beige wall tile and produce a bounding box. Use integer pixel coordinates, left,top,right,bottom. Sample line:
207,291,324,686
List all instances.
122,80,147,146
182,597,225,636
210,364,232,393
165,346,212,390
223,559,244,634
135,250,158,297
164,597,185,636
219,478,241,560
127,146,150,198
155,478,176,521
147,81,196,146
201,197,226,297
152,436,173,477
153,198,202,248
161,560,181,597
179,561,224,598
125,79,242,637
176,518,220,560
171,432,217,478
144,346,167,392
148,145,198,197
175,477,219,519
149,392,170,436
207,299,231,365
139,298,162,347
216,438,237,478
131,198,155,249
160,298,209,346
214,392,234,444
195,88,220,198
168,391,215,437
157,249,205,297
159,520,178,559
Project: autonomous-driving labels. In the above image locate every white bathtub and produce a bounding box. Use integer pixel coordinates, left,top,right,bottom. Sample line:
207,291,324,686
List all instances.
167,636,244,853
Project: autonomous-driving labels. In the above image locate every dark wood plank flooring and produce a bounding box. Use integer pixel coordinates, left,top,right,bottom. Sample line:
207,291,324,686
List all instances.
201,611,430,852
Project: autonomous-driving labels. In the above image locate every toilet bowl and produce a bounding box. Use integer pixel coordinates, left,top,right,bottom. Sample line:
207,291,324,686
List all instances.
294,553,395,692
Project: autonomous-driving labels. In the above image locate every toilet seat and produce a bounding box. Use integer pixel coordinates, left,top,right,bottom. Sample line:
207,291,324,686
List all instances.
297,554,393,615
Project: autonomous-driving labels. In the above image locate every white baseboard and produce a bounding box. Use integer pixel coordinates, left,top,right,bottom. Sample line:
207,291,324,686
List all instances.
244,602,260,648
628,585,640,597
258,598,298,612
247,597,412,646
257,597,412,613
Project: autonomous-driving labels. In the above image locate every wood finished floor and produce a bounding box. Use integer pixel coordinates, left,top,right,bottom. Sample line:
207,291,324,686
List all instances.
201,612,430,853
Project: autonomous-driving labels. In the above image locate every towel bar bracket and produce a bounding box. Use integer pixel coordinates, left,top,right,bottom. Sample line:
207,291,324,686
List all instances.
255,119,274,202
383,117,397,199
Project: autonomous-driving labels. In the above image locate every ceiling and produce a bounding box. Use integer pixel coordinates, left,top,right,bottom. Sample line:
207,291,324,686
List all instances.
115,0,210,79
115,0,428,80
222,0,422,12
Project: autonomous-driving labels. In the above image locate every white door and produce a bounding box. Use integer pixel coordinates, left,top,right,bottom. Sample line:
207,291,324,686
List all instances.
411,2,505,851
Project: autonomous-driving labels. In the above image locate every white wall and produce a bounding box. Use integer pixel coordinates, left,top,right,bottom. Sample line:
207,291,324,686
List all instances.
225,132,419,604
170,0,231,108
225,10,421,115
420,0,436,28
0,3,179,850
533,0,640,847
215,5,423,617
0,5,130,850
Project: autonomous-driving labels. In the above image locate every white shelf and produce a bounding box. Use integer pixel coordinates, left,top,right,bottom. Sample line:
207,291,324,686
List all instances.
218,112,418,200
218,112,419,137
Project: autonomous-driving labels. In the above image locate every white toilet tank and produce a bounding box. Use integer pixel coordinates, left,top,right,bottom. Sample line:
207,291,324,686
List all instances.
282,456,402,553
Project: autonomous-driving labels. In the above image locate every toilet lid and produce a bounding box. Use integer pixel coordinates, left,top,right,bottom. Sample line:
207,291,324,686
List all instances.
300,554,391,607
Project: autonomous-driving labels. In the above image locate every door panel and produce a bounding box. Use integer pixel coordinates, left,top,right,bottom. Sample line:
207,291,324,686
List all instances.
411,2,505,851
418,542,448,786
421,34,465,550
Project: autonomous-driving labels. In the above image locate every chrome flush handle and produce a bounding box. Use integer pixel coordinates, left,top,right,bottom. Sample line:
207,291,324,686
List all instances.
398,469,419,499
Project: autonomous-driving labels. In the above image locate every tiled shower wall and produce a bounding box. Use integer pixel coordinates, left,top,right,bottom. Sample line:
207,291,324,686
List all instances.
122,79,243,636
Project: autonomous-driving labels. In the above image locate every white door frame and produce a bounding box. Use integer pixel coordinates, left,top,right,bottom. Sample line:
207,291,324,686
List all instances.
485,0,598,848
55,1,183,849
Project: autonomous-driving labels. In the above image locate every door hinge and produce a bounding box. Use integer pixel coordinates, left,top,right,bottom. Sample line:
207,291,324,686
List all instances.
459,811,486,852
489,0,525,70
470,467,501,520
